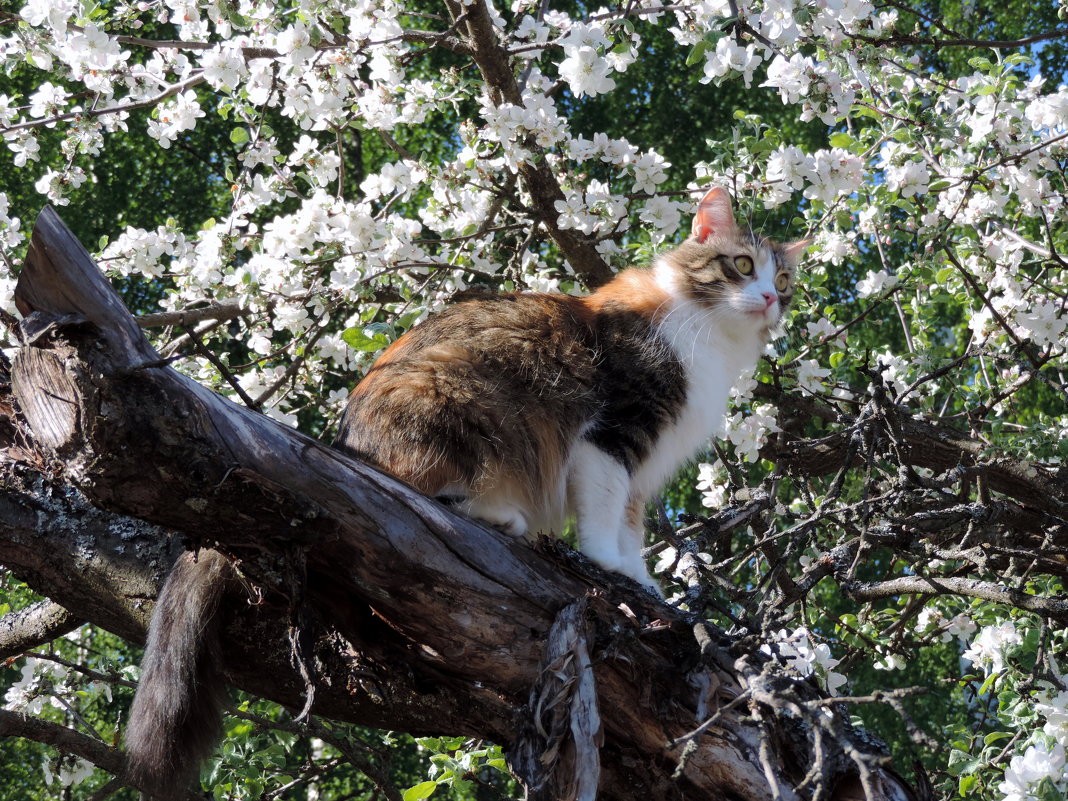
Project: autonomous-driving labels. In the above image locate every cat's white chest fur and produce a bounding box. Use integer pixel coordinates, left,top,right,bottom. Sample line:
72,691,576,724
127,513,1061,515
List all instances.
632,258,765,497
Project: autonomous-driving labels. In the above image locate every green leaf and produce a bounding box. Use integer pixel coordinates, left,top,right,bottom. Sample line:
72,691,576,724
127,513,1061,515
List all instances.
829,351,845,369
946,748,974,775
978,671,999,695
452,779,474,794
829,132,854,149
983,731,1012,746
749,138,775,156
403,781,438,801
342,325,391,352
936,267,955,284
685,40,710,67
1004,53,1033,67
230,127,249,145
958,774,978,795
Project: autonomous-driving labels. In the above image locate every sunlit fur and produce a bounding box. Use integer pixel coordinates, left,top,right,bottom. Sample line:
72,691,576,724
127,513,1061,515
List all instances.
335,187,804,592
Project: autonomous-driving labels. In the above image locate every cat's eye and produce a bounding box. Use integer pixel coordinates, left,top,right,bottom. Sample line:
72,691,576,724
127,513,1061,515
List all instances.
775,273,790,292
734,255,754,275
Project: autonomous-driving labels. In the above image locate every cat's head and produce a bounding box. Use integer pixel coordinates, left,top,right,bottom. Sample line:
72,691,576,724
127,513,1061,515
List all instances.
662,187,807,333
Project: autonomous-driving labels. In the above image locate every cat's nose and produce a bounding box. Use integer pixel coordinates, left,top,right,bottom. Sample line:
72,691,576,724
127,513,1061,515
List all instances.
762,292,777,309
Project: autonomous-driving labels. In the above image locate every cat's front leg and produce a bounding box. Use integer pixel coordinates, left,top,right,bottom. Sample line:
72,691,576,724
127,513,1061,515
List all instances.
568,440,630,574
616,502,662,596
569,442,664,595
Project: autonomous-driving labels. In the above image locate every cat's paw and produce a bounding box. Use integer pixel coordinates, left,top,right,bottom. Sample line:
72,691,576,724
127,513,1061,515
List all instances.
465,498,529,538
619,561,664,598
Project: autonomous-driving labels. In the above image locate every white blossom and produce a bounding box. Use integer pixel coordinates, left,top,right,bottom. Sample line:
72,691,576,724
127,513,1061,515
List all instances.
63,24,128,91
806,318,838,340
701,37,762,87
874,349,911,395
873,652,906,671
34,166,87,205
147,90,205,148
20,0,75,30
1015,300,1067,349
802,148,864,204
762,628,848,695
963,622,1023,677
558,46,616,97
856,269,899,298
696,461,728,508
27,82,69,121
797,359,831,393
999,743,1066,801
762,53,813,105
885,160,930,197
200,46,247,91
639,195,683,239
725,403,780,462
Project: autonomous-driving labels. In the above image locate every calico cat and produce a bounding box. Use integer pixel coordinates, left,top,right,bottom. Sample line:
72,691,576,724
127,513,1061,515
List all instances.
334,186,805,591
125,186,803,798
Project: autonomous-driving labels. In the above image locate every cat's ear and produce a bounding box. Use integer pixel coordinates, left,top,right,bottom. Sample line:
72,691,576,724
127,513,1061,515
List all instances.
691,187,738,243
782,239,811,265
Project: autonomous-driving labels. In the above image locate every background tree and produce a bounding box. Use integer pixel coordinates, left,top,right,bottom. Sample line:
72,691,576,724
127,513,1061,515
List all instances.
0,1,1066,800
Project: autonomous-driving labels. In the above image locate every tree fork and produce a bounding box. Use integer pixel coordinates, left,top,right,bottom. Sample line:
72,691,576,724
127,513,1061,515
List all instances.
6,207,914,801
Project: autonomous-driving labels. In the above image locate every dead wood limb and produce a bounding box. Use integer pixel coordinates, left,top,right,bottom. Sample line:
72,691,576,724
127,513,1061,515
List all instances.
514,596,602,801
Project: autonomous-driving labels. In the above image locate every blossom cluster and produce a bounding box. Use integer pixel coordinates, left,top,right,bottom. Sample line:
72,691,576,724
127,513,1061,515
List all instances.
761,626,847,696
960,621,1068,801
0,0,1062,432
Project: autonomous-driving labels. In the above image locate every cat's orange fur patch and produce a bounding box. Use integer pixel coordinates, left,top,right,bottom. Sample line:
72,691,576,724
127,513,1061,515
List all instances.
363,330,421,368
583,268,671,321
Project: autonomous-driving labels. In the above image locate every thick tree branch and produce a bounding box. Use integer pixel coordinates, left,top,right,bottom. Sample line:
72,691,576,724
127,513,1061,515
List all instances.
758,383,1068,522
0,709,201,801
136,303,246,330
842,575,1068,619
0,600,83,660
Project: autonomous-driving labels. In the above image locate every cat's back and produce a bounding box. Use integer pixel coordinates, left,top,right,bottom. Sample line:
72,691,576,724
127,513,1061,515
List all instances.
334,291,601,495
401,291,594,367
346,291,597,399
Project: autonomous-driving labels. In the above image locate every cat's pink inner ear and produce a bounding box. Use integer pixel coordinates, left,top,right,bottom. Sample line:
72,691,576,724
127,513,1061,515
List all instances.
783,238,811,264
691,187,737,243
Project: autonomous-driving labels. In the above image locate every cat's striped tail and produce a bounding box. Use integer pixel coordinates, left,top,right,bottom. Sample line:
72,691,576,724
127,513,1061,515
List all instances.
126,549,231,800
